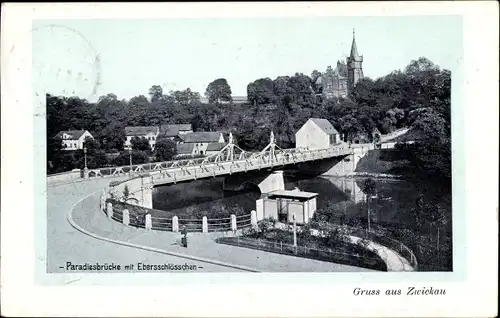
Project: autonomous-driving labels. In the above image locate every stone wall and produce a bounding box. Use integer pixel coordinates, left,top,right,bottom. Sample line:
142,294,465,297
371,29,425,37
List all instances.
47,169,83,184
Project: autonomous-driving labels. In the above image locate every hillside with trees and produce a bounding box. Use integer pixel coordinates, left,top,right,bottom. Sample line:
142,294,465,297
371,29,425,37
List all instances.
47,57,450,182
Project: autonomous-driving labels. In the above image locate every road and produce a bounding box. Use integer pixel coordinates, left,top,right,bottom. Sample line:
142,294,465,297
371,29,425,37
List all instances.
46,178,243,273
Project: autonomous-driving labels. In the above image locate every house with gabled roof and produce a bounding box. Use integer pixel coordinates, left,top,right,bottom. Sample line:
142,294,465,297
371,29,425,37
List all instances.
295,118,341,150
160,124,193,140
178,132,225,155
55,130,94,151
175,143,196,157
124,126,159,150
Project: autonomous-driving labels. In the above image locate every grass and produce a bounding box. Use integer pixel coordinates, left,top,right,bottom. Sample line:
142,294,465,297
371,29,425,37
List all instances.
355,149,413,175
239,228,388,271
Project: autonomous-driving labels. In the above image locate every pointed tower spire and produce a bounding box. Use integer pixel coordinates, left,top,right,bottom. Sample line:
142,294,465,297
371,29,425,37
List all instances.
350,28,360,59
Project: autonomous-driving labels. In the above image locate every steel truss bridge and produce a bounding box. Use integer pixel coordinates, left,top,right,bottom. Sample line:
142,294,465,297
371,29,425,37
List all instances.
87,132,384,185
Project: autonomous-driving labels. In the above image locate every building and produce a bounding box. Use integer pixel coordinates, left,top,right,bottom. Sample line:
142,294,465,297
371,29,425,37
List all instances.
55,130,94,151
257,189,318,225
175,143,196,157
160,124,193,141
295,118,341,150
124,126,159,150
314,29,364,99
205,142,226,156
178,132,225,156
200,96,248,104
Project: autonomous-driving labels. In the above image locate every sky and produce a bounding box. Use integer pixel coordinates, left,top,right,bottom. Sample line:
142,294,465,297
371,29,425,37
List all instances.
32,16,462,102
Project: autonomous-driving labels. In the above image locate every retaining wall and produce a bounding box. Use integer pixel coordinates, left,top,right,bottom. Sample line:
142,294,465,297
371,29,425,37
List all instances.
47,169,83,184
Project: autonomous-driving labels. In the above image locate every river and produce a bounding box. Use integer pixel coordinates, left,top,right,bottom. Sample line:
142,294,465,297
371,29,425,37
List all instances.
152,174,452,270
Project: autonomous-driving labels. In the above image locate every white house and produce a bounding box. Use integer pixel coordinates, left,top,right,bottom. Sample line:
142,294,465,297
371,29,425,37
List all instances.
124,126,159,150
55,130,94,151
205,142,226,156
295,118,341,150
178,132,225,156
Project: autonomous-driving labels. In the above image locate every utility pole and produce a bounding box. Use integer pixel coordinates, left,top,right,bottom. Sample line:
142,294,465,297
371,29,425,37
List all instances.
293,213,297,250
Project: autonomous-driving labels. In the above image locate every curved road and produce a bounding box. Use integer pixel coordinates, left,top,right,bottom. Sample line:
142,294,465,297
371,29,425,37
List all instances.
47,177,243,273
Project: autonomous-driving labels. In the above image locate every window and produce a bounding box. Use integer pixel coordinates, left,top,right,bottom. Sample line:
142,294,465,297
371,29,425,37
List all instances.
329,134,337,145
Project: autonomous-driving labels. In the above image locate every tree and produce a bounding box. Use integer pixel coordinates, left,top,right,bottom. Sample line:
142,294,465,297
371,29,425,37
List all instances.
311,70,321,84
148,85,163,103
47,136,64,173
122,185,130,201
169,88,201,106
155,137,177,162
83,136,100,152
407,109,451,179
247,78,275,105
130,137,151,152
205,78,232,104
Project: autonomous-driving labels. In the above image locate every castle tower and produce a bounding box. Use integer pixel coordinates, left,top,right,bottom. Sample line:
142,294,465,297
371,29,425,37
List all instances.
347,29,364,93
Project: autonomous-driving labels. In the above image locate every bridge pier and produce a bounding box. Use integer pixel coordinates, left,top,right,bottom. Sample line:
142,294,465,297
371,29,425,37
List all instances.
258,170,285,194
319,147,370,177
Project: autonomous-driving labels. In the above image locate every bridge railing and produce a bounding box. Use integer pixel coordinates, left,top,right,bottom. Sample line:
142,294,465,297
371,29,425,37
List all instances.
86,141,387,182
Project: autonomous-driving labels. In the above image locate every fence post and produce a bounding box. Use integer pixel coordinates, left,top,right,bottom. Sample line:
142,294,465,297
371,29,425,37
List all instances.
202,216,208,233
250,210,258,230
145,214,152,230
122,209,129,226
231,214,237,233
280,242,283,251
172,216,179,232
101,190,106,211
106,202,113,219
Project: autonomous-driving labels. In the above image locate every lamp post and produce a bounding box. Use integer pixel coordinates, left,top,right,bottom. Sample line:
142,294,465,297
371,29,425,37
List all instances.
83,146,89,178
83,147,88,170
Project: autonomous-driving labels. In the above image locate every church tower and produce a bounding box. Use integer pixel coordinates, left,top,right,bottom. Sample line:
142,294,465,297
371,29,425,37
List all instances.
347,29,364,93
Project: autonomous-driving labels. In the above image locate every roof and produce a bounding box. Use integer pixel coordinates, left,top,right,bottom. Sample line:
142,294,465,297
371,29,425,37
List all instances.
206,142,226,151
179,132,223,143
268,190,319,200
176,143,195,154
55,130,88,140
160,124,193,137
349,29,362,61
317,62,348,84
309,118,339,135
124,126,158,136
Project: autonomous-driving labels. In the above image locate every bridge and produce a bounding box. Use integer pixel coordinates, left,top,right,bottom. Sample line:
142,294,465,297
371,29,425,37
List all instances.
96,131,399,209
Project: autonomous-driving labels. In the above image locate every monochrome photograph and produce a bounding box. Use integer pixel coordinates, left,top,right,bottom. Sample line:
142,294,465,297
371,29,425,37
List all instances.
1,2,498,317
